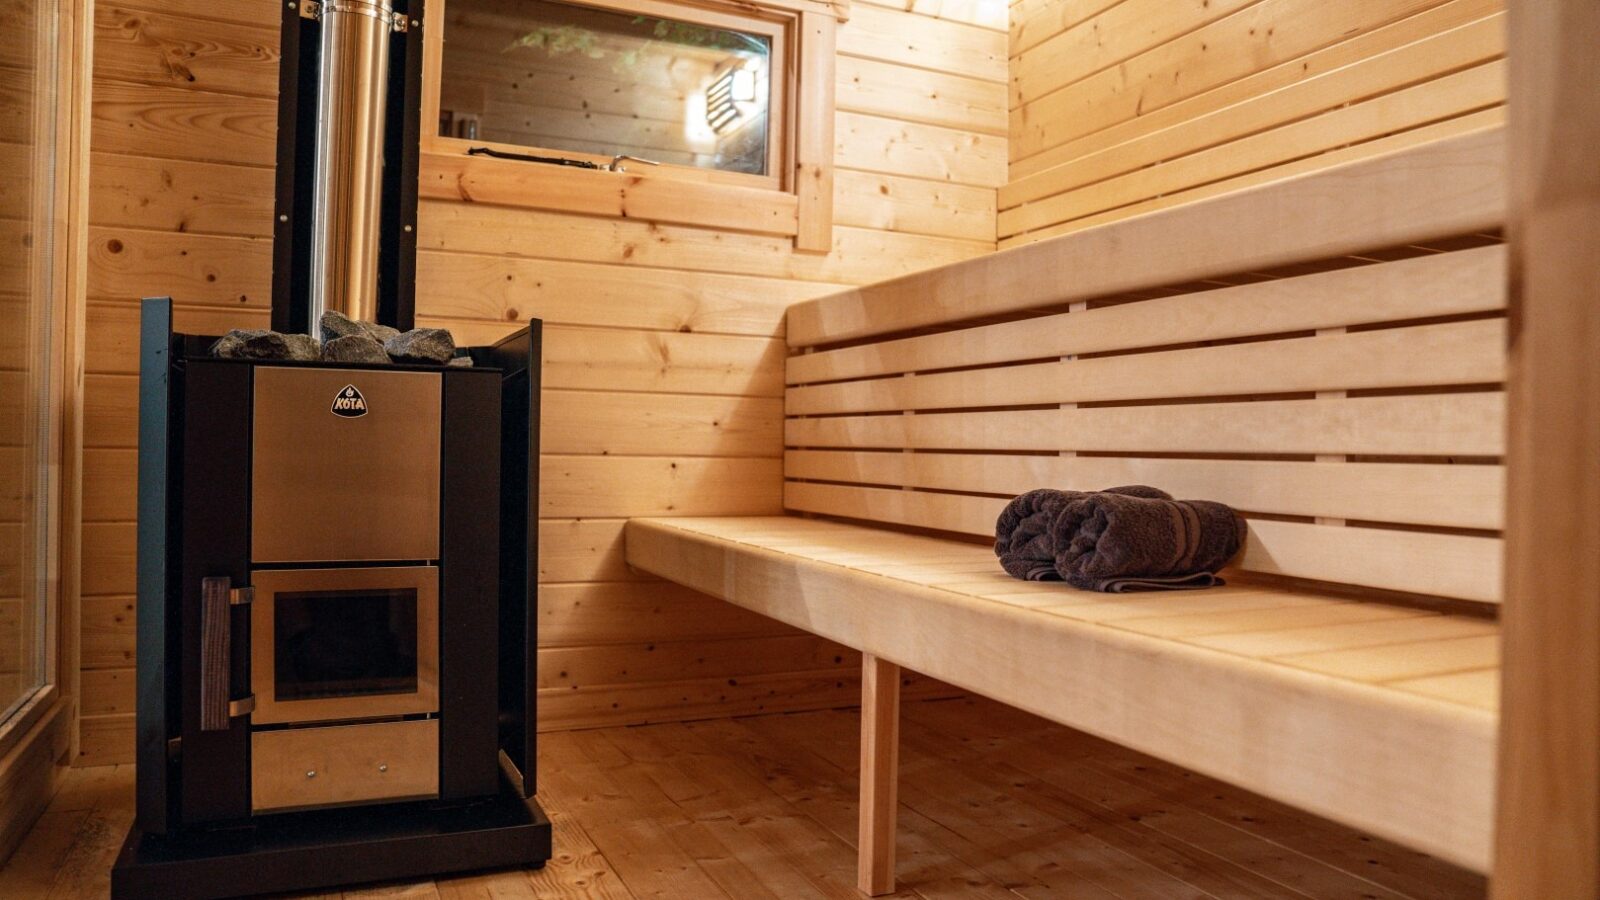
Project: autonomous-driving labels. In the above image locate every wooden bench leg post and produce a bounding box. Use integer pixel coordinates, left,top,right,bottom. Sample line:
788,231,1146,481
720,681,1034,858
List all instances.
858,654,900,896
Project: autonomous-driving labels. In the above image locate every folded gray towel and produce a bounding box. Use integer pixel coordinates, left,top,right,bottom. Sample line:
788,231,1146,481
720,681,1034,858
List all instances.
994,485,1172,581
1052,492,1246,593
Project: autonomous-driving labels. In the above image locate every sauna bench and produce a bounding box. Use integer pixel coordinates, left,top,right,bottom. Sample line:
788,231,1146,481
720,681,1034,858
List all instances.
626,517,1496,874
627,123,1508,894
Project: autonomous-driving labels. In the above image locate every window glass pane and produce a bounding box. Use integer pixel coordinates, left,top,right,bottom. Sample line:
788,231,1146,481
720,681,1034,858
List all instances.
274,589,420,702
441,0,774,175
0,0,59,727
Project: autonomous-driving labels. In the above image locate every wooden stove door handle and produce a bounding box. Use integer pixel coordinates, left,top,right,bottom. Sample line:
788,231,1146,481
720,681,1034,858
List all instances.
200,576,255,731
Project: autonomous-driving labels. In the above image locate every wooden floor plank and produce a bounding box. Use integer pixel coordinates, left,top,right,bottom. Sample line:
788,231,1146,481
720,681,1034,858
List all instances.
910,697,1487,900
42,765,135,900
0,699,1484,899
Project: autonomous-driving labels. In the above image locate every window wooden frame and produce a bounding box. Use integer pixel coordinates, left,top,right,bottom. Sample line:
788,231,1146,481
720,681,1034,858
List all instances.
420,0,842,248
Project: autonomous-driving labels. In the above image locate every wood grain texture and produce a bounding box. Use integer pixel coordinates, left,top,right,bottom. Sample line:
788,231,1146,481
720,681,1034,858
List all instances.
3,700,1487,897
1492,0,1600,894
626,517,1498,871
74,0,1008,764
790,127,1505,345
856,654,899,895
1004,0,1506,242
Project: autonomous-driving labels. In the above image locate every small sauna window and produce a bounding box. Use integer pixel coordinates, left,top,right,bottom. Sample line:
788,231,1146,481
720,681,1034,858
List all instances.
438,0,785,179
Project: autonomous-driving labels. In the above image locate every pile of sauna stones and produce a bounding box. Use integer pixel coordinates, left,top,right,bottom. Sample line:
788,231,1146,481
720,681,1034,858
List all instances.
210,311,472,366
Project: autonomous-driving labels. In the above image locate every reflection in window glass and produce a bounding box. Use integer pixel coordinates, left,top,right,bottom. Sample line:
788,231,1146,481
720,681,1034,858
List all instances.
441,0,773,175
1,0,59,726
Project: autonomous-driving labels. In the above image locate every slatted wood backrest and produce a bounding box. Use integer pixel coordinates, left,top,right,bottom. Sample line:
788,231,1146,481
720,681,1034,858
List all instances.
784,127,1508,604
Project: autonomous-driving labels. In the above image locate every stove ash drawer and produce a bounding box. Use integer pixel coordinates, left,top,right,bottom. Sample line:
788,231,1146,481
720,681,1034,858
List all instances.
251,719,439,813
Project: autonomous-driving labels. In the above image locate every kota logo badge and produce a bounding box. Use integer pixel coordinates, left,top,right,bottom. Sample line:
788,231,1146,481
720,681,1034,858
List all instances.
331,384,368,418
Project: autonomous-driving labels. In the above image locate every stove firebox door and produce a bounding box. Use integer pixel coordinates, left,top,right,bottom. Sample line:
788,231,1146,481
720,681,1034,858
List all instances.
252,367,441,564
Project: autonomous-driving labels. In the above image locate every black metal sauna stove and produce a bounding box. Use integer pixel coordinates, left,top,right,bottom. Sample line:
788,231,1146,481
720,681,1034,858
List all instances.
110,1,553,896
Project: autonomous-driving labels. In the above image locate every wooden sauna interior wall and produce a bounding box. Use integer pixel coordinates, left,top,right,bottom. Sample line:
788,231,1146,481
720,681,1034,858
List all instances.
74,0,1006,764
1003,0,1508,246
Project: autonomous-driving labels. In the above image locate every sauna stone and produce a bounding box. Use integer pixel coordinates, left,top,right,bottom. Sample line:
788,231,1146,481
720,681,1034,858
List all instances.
212,329,318,361
385,328,456,365
321,334,390,364
320,309,399,345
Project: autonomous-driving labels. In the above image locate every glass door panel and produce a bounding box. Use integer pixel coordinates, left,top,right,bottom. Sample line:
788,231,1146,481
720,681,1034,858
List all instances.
0,0,63,726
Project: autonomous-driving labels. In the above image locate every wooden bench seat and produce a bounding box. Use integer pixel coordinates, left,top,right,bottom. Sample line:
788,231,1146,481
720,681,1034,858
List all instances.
629,516,1497,867
625,125,1508,891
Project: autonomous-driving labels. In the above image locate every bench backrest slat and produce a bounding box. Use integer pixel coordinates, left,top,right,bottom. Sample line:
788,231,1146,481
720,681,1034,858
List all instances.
784,126,1507,604
787,127,1506,347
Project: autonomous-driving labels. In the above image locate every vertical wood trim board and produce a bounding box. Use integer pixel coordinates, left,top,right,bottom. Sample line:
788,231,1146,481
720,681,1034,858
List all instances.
1492,0,1600,895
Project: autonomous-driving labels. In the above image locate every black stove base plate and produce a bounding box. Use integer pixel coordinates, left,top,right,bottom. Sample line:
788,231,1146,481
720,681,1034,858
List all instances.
110,790,552,899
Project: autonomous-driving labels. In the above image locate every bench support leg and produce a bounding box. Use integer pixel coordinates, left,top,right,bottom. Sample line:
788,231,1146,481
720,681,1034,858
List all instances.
857,653,900,896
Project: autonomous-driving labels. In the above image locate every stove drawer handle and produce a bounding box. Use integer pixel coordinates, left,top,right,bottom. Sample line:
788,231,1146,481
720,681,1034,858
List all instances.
200,577,254,731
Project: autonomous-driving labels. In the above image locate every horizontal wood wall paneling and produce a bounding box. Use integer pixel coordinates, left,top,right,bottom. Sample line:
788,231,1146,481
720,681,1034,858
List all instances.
1012,107,1510,249
419,200,991,286
785,450,1506,530
540,582,797,647
833,168,996,242
88,152,276,237
540,327,787,397
1001,59,1507,237
787,318,1506,415
1003,106,1506,248
419,152,801,236
80,448,134,522
1010,0,1453,163
541,456,783,519
92,80,277,166
788,245,1506,383
83,374,135,449
76,714,132,767
1009,0,1259,110
778,482,1504,603
542,391,784,458
786,393,1506,456
835,54,1007,136
80,596,136,669
1002,11,1506,210
1010,0,1138,58
103,0,280,28
80,522,133,598
837,2,1006,82
414,250,829,336
834,110,1007,187
86,226,270,307
1008,0,1503,183
857,0,1007,31
92,4,279,97
79,668,132,718
540,519,648,584
791,128,1504,345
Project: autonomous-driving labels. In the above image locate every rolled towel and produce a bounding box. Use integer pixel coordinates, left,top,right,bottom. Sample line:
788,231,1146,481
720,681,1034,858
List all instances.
994,485,1172,581
1051,492,1246,593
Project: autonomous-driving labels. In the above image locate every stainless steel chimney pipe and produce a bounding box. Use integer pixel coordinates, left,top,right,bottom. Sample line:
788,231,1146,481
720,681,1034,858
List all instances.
308,0,395,327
